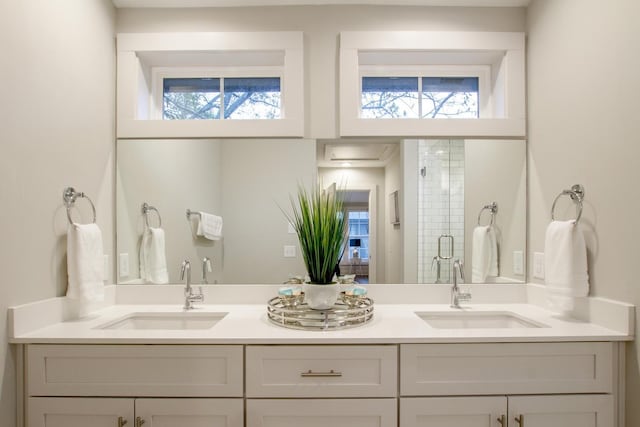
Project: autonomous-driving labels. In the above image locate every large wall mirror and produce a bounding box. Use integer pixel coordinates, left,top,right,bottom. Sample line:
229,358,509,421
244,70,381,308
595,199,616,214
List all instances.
116,138,525,285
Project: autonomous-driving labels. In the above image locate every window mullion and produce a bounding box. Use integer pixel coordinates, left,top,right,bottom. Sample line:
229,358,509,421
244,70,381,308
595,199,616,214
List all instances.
220,77,225,120
417,75,423,119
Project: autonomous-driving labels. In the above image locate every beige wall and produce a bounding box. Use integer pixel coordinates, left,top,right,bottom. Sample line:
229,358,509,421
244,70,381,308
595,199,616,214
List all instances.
0,0,115,424
526,0,640,425
385,149,403,283
465,140,526,282
116,5,525,139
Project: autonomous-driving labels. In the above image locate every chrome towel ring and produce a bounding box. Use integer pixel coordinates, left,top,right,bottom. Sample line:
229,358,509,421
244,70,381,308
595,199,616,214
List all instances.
551,184,585,224
477,202,498,226
141,202,162,228
63,187,96,225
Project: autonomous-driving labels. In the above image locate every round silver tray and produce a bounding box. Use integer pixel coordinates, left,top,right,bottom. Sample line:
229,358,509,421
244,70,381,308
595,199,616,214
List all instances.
267,294,374,331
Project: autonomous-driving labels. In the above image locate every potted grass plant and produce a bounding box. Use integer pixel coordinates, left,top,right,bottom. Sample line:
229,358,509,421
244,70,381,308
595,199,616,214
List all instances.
285,183,347,309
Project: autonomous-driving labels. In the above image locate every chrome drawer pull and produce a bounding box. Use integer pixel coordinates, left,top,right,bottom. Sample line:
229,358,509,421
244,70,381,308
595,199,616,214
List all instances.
117,417,128,427
135,416,145,427
300,369,343,377
497,415,506,426
514,414,524,426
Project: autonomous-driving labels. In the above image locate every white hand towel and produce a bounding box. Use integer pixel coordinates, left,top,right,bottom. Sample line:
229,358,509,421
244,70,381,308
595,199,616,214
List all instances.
471,225,499,283
66,223,104,302
196,212,223,240
544,220,589,314
140,227,169,284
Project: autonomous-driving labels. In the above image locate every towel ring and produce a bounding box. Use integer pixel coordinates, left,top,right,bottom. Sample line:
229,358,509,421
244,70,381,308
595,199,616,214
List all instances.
551,184,584,223
63,187,96,225
141,203,162,228
477,202,498,226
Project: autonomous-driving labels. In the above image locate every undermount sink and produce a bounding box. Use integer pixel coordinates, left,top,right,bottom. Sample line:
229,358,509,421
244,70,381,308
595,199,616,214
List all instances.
96,312,228,330
416,311,547,329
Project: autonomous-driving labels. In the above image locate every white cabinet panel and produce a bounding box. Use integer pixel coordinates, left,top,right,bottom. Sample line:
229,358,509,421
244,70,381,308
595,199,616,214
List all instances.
28,397,133,427
27,344,243,397
401,342,613,396
246,345,397,397
401,396,506,427
136,398,243,427
247,399,397,427
508,395,614,427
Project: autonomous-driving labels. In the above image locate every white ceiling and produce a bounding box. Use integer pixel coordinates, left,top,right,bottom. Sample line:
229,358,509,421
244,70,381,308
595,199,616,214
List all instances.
113,0,530,8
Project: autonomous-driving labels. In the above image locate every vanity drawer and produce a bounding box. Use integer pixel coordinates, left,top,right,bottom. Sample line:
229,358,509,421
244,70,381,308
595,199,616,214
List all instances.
246,345,398,397
26,344,243,397
400,342,613,396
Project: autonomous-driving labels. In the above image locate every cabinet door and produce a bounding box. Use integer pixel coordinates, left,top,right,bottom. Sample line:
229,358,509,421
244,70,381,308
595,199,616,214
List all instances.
508,395,613,427
28,397,133,427
401,396,507,427
247,399,397,427
135,398,243,427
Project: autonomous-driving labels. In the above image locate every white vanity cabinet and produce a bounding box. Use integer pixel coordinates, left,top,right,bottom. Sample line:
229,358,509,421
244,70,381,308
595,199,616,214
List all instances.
24,345,244,427
399,342,618,427
28,397,243,427
21,341,623,427
245,345,398,427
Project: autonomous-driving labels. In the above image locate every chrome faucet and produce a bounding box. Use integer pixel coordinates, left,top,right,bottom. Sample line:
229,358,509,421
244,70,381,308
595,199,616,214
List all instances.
201,257,212,284
181,260,204,310
450,259,471,308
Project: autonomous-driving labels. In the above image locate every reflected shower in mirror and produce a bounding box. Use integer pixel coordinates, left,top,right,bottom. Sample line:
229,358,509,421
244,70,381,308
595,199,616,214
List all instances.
116,138,525,285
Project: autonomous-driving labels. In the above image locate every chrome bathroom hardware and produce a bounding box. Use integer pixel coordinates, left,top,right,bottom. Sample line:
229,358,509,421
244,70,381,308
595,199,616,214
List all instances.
300,369,343,378
450,259,471,308
141,202,162,228
186,209,201,220
62,187,96,225
437,234,454,260
551,184,585,223
180,260,204,310
477,202,498,226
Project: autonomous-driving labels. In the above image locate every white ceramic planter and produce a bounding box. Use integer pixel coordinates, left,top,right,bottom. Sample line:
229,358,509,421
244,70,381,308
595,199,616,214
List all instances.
303,283,340,310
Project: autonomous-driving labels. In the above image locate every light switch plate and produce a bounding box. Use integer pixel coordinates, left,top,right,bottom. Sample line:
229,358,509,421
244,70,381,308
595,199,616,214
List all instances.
513,250,524,275
119,253,130,278
533,252,545,279
284,245,296,258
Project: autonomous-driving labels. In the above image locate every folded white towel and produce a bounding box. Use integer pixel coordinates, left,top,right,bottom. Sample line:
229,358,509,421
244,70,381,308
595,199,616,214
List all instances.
196,212,223,240
545,220,589,314
66,223,104,302
471,225,499,283
140,227,169,284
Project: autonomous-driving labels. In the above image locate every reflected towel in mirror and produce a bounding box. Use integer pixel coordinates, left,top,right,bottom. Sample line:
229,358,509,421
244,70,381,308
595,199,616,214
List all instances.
196,212,223,240
66,223,104,301
471,225,498,283
140,227,168,284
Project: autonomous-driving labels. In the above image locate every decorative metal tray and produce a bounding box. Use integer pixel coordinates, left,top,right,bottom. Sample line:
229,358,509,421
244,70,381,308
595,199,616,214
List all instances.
267,294,374,331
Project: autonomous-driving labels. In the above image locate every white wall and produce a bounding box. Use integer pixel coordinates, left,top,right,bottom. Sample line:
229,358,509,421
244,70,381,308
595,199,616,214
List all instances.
526,0,640,425
116,5,525,139
0,0,115,424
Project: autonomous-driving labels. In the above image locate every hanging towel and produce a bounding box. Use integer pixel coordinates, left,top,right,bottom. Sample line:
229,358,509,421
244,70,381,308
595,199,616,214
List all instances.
140,227,169,284
544,220,589,314
196,212,223,240
471,225,499,283
66,223,104,302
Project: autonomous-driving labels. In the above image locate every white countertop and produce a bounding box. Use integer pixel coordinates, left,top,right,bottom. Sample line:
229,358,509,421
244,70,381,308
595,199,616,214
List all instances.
9,301,633,345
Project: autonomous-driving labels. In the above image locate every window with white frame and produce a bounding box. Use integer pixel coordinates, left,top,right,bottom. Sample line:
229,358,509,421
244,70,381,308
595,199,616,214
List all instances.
339,31,526,137
160,75,282,120
360,74,483,119
116,32,304,138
